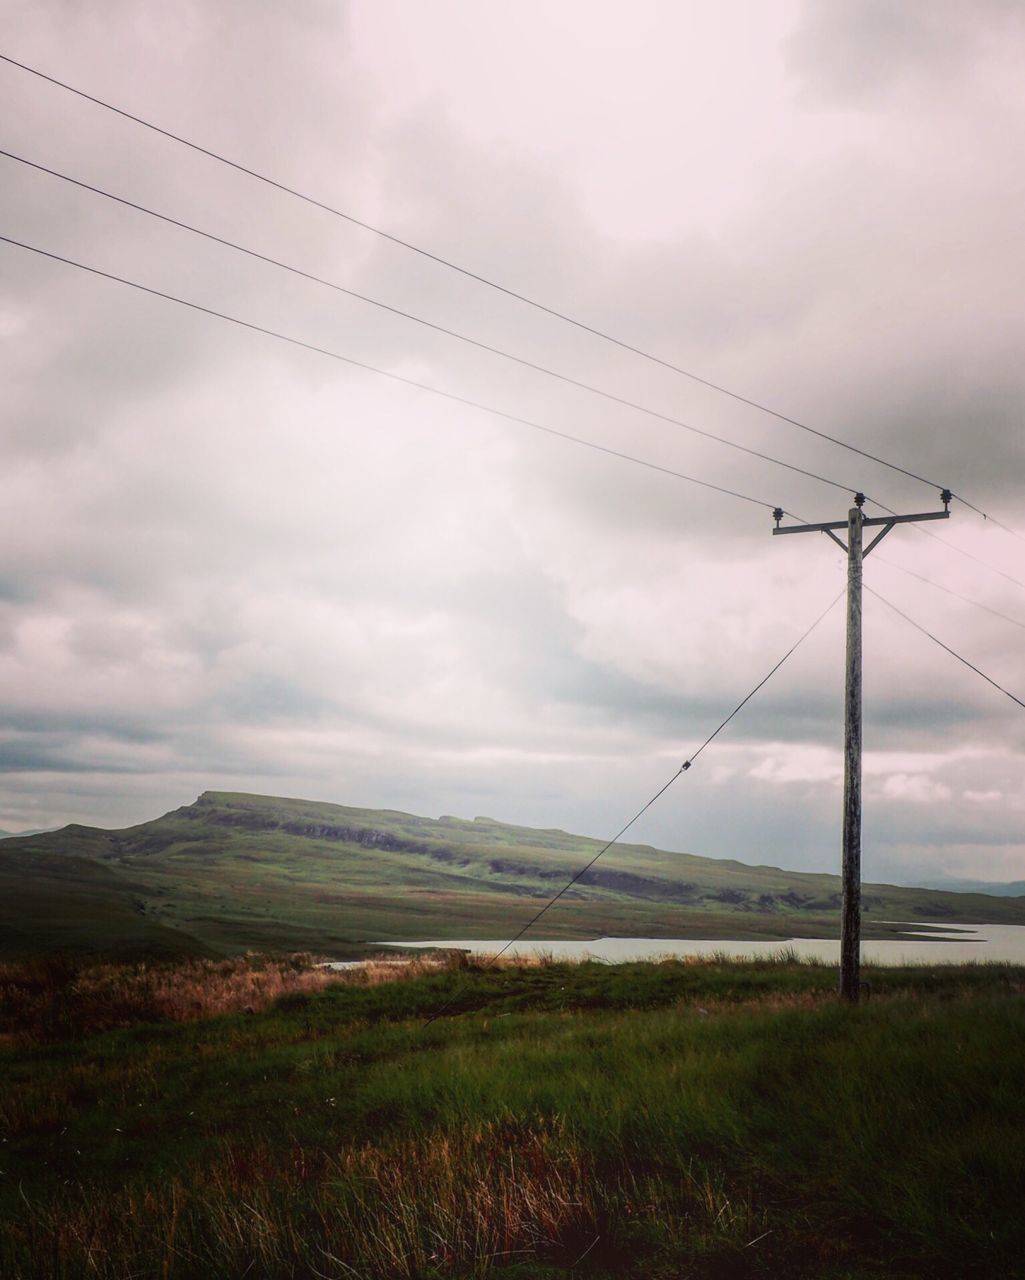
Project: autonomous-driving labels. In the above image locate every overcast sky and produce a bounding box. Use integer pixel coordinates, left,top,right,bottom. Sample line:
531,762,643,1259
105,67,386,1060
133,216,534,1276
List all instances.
2,0,1024,888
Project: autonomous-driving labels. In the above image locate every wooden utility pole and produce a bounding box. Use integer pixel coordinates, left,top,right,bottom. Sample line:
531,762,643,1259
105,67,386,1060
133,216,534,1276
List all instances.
840,502,863,1001
773,489,952,1002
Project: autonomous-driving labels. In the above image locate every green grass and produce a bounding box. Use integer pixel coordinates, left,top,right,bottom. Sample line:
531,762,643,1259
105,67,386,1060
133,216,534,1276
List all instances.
2,955,1024,1278
0,848,215,959
4,790,1024,958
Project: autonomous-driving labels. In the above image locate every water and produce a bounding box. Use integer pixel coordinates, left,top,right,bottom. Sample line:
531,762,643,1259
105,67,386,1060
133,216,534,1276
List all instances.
375,922,1025,966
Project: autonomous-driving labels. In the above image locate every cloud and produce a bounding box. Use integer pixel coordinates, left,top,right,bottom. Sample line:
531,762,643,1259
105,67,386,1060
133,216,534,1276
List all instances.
786,0,1025,104
880,773,952,805
0,1,1022,885
964,789,1002,804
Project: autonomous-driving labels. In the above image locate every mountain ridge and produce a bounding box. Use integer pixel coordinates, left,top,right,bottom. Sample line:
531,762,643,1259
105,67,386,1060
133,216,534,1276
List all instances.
3,789,1023,958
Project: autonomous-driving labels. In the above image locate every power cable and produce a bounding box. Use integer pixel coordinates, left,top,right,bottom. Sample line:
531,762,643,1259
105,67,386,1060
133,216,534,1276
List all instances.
796,492,1025,610
848,491,1025,598
0,147,863,501
912,524,1025,594
8,51,1020,538
867,585,1025,712
0,234,779,513
873,556,1025,632
424,589,841,1023
946,493,1022,541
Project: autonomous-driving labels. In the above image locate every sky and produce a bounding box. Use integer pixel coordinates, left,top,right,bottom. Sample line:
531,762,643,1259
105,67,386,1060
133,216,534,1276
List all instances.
1,0,1024,887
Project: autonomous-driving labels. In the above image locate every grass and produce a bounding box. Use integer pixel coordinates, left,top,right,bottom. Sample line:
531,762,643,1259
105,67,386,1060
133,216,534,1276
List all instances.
2,952,1024,1278
0,848,215,959
0,951,362,1043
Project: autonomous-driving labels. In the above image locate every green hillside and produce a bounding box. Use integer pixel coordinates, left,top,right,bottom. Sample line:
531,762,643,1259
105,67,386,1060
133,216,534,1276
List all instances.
3,789,1024,957
0,846,214,959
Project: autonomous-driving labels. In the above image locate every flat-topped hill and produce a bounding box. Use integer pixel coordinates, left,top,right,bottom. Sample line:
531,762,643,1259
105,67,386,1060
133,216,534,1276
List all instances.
3,790,1023,957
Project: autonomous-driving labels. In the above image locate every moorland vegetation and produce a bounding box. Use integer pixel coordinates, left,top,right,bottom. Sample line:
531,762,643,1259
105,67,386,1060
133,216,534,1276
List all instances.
2,950,1023,1279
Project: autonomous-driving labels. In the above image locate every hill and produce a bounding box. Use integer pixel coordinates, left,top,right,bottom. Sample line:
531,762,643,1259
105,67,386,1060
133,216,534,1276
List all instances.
922,876,1025,897
3,789,1024,957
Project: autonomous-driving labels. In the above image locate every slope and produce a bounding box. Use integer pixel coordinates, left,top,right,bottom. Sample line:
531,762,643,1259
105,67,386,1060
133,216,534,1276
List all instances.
4,790,1024,957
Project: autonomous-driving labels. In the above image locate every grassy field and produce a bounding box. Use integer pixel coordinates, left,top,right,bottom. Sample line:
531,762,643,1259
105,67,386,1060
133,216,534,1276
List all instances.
4,790,1024,958
1,952,1023,1278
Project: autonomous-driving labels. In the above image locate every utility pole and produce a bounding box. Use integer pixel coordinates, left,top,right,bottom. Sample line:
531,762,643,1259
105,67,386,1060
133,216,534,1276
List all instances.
772,489,952,1002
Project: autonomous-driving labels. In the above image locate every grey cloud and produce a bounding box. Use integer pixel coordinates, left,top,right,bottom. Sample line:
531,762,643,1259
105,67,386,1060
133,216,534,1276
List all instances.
787,0,1025,104
213,673,342,725
0,735,152,775
0,1,1022,882
350,93,1025,543
1,708,170,744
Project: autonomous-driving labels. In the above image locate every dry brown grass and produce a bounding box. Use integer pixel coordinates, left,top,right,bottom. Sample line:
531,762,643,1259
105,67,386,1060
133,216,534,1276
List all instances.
344,948,561,984
0,949,503,1044
346,952,465,985
0,952,339,1043
0,945,833,1047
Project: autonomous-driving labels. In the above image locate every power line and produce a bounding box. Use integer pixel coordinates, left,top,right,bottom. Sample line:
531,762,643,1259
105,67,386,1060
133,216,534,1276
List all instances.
912,523,1025,594
790,493,1025,630
424,590,840,1023
946,495,1022,543
686,590,843,764
874,556,1025,632
22,197,1018,631
9,50,1019,536
0,234,779,513
857,489,1025,597
9,209,1022,645
0,146,863,502
867,585,1025,712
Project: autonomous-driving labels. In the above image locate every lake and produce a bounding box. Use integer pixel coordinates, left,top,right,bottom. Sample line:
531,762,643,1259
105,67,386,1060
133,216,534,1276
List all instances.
376,922,1025,966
